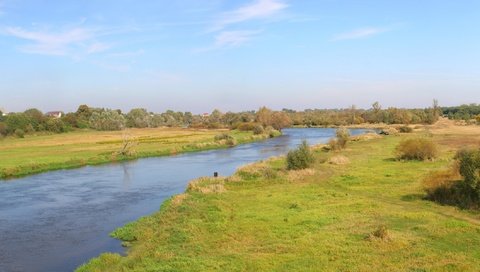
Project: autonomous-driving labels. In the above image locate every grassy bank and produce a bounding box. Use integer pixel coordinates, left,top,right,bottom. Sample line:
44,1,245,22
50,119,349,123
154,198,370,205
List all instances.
0,128,269,179
77,122,480,271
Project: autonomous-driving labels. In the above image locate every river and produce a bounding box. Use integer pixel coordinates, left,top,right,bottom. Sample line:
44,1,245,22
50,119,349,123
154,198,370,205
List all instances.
0,128,372,272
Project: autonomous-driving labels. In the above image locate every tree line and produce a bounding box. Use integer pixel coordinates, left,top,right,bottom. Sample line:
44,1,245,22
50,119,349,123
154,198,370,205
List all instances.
0,101,443,138
441,104,480,121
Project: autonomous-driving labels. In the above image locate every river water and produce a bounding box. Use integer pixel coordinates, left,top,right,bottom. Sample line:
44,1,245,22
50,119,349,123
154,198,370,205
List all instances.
0,128,371,272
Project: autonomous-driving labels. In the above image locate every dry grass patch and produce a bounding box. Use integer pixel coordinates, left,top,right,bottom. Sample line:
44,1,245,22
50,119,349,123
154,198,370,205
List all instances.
287,168,315,182
328,155,350,165
187,177,226,194
171,193,188,206
350,133,382,142
366,225,392,242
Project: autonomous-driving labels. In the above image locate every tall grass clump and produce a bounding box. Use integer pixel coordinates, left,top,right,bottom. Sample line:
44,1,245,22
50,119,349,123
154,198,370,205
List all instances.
214,132,237,146
395,138,438,161
328,127,350,151
286,140,315,170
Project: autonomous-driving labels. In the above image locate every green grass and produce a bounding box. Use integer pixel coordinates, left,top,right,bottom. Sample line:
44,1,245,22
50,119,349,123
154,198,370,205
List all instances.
0,128,267,179
76,132,480,272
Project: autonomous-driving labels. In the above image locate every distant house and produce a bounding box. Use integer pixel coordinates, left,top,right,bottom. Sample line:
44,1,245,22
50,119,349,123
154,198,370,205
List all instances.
46,111,63,118
202,113,209,118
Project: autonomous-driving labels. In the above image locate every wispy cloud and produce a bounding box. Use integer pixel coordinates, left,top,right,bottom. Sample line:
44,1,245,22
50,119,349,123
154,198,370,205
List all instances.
331,27,390,41
200,0,288,51
5,26,96,55
86,42,111,54
211,0,288,32
193,30,262,53
215,30,262,47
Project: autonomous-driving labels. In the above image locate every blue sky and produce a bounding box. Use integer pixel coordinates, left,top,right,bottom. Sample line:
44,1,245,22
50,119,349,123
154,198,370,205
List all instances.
0,0,479,113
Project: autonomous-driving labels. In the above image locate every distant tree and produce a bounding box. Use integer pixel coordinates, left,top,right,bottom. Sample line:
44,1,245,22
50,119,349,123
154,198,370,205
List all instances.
208,109,223,126
75,105,93,128
270,111,292,130
4,113,30,134
24,108,46,130
45,118,69,133
126,108,151,128
62,112,79,128
256,106,273,127
89,110,125,131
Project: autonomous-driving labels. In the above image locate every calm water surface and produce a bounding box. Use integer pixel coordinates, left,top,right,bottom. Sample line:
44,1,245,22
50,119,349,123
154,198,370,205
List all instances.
0,128,372,272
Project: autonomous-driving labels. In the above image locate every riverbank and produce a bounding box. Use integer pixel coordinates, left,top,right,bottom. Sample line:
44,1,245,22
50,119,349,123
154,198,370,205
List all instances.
78,121,480,271
0,128,272,179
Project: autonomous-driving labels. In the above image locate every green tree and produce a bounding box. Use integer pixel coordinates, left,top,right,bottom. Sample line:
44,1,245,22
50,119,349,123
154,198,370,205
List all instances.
90,110,126,131
126,108,151,128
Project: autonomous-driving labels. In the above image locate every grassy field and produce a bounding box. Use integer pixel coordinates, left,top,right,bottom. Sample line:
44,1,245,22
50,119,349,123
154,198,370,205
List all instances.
77,121,480,272
0,128,265,179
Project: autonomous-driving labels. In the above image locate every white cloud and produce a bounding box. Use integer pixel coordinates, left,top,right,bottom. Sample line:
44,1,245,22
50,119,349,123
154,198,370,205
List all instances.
215,30,262,47
212,0,287,31
331,27,390,41
2,27,118,59
193,29,262,52
5,26,96,55
87,42,111,54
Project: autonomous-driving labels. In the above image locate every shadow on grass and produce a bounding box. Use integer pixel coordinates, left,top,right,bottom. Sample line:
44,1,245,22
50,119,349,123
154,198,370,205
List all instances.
383,158,397,162
401,193,425,202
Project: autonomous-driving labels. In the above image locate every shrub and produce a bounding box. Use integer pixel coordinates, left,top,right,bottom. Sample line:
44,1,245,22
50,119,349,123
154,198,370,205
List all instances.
328,127,350,151
214,133,236,146
265,126,281,138
46,119,69,133
457,149,480,194
236,122,257,131
423,150,480,209
15,129,25,138
336,127,350,148
214,133,233,141
0,122,7,136
286,140,315,170
379,127,398,135
395,138,438,161
253,124,265,135
398,126,413,133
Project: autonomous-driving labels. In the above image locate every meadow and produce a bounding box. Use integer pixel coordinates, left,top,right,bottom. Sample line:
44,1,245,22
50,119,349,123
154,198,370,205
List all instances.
0,128,264,179
77,120,480,272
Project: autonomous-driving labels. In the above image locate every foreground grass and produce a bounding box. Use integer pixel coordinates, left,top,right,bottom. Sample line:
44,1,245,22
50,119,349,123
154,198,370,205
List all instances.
0,128,266,179
77,127,480,271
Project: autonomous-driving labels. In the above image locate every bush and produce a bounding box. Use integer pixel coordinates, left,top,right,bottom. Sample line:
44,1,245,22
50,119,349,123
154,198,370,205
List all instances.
336,127,350,147
214,133,233,141
46,119,69,133
15,129,25,138
286,140,315,170
423,149,480,209
236,122,257,131
328,127,350,151
398,126,413,133
0,122,7,136
253,124,265,135
457,149,480,194
395,138,438,161
265,126,281,138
